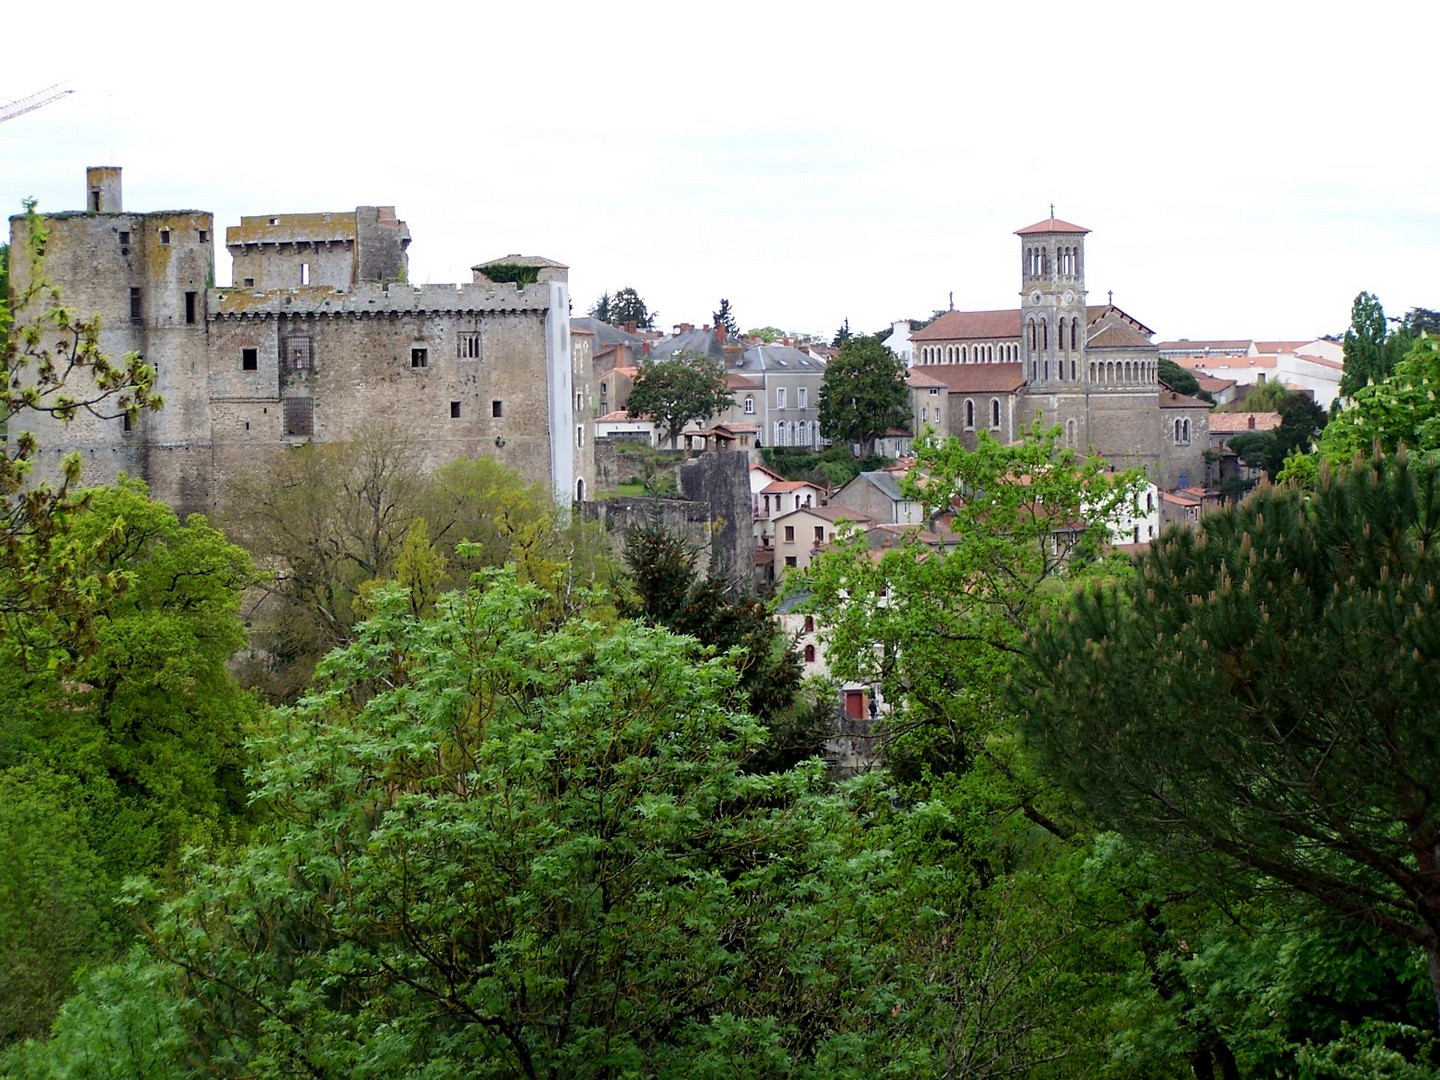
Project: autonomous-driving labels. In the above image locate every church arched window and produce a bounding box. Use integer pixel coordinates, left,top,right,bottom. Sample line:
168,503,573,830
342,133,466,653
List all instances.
1042,320,1048,351
1071,318,1079,350
965,399,975,428
1028,319,1036,351
991,398,1000,427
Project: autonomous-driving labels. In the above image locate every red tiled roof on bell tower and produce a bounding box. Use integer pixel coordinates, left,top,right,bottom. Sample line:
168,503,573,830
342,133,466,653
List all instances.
1015,217,1090,235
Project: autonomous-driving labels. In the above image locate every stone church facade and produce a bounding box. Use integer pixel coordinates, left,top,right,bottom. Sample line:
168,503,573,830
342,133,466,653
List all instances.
910,216,1209,491
8,167,587,517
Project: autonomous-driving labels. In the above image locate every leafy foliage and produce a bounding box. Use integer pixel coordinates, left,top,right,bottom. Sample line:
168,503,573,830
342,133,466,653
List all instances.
619,518,819,770
587,290,612,323
1018,449,1440,1016
476,261,541,285
712,298,739,338
1,202,162,659
817,336,910,458
609,285,654,329
1340,291,1412,399
805,422,1141,783
1157,358,1214,403
1224,391,1327,478
1315,336,1440,464
22,572,1068,1078
625,350,734,447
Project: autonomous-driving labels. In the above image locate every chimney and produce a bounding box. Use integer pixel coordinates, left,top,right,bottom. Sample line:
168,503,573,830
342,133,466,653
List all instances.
1247,415,1256,429
623,320,637,334
716,323,728,344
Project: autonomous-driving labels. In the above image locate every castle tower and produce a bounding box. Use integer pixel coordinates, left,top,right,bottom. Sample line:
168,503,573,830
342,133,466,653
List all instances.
1017,211,1089,392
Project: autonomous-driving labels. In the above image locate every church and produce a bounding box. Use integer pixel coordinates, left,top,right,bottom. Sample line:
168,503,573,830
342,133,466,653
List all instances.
907,215,1210,491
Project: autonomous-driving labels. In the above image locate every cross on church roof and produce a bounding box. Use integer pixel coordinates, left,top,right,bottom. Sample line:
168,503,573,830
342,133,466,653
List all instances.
1049,203,1054,218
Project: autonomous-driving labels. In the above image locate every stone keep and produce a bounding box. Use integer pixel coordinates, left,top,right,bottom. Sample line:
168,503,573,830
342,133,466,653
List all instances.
8,167,583,515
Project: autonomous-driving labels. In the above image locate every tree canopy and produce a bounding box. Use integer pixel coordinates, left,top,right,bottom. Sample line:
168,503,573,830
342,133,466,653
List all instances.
712,298,739,338
1339,291,1412,399
2,202,162,658
817,336,910,458
625,351,734,447
1225,390,1326,478
1018,449,1440,1018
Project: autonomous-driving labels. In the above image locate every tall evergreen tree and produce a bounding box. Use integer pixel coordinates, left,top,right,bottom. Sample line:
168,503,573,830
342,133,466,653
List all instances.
1340,291,1411,398
817,336,910,458
1018,449,1440,1021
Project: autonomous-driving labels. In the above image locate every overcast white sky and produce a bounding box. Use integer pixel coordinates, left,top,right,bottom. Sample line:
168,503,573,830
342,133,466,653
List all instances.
4,0,1436,343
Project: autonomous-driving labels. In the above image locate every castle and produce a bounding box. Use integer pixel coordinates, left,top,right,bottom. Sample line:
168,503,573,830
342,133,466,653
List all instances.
8,167,592,516
908,215,1212,492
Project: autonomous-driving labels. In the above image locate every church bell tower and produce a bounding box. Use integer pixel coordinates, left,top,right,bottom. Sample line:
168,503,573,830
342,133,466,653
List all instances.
1017,211,1089,392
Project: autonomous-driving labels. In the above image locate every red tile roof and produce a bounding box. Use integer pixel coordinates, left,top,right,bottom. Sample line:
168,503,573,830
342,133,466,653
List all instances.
913,363,1027,393
911,308,1021,342
1016,217,1090,235
1208,412,1281,433
1159,389,1214,410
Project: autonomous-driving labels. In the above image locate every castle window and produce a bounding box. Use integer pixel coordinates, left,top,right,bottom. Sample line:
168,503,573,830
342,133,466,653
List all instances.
284,336,312,371
576,424,584,448
90,190,101,212
129,287,142,323
450,401,461,418
284,397,314,437
457,332,481,359
122,413,132,433
804,615,815,633
300,263,310,286
269,218,279,226
118,231,130,244
492,400,503,418
804,644,816,663
159,229,170,245
411,348,428,368
243,277,254,287
242,348,258,371
185,291,197,324
198,230,209,243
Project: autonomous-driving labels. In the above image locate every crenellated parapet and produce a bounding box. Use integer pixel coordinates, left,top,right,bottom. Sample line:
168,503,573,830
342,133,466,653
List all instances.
210,281,556,319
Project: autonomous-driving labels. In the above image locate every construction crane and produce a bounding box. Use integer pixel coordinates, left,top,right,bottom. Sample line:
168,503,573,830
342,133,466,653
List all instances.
0,84,73,125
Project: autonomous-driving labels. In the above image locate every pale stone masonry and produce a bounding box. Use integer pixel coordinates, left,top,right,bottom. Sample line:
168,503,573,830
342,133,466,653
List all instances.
9,167,586,516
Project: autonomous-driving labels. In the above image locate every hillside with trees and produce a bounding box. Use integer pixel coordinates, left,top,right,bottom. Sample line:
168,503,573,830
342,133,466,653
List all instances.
5,228,1440,1076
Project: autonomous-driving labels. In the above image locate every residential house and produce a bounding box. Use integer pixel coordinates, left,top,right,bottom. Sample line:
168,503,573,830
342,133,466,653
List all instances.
830,470,924,526
772,504,873,574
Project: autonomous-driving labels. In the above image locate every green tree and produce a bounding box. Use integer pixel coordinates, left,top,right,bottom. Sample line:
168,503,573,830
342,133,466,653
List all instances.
805,421,1140,785
625,350,734,448
609,285,654,329
587,290,613,323
1,202,161,658
1226,391,1326,478
619,518,820,770
712,298,739,338
0,767,116,1045
65,572,1033,1078
817,336,910,459
831,317,853,348
1314,336,1440,465
1339,291,1411,399
1158,358,1214,403
1017,450,1440,1020
747,325,784,343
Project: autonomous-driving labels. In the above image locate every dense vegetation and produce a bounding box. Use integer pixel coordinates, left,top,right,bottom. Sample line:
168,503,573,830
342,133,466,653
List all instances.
4,250,1440,1076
